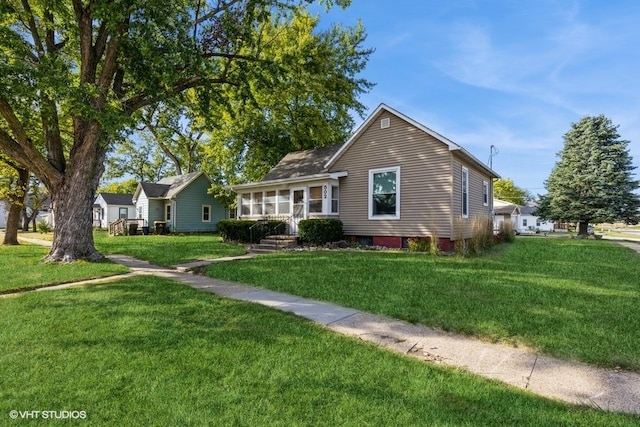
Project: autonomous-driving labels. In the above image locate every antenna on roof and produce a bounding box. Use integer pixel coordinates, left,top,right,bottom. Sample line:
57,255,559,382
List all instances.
488,145,499,169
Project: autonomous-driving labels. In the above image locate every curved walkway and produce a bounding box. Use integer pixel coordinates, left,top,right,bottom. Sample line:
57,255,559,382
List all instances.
5,234,640,415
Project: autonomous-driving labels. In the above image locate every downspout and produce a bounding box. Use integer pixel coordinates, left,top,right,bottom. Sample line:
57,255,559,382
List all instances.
172,199,177,232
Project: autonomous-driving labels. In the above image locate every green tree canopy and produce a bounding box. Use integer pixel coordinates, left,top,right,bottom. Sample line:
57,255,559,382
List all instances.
0,0,353,261
493,178,528,205
98,179,139,195
538,115,640,234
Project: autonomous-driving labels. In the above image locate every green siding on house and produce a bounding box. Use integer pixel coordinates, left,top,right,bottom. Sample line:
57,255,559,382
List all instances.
173,174,225,232
148,199,165,227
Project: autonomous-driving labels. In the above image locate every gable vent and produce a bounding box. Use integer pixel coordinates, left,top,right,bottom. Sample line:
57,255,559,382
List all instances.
381,118,390,129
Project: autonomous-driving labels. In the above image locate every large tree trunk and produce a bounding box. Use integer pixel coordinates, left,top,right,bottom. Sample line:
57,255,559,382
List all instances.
576,220,589,236
2,167,29,245
45,131,107,262
3,203,23,245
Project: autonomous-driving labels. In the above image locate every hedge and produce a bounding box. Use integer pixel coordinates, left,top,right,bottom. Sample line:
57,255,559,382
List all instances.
217,220,286,243
298,218,343,245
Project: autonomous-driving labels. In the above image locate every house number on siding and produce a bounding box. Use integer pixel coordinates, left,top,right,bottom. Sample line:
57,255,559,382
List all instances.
323,185,328,199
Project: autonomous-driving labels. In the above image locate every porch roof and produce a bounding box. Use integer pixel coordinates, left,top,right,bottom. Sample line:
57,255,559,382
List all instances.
231,171,348,191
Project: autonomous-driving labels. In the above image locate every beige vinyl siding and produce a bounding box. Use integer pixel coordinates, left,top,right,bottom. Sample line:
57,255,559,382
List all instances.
452,155,494,238
331,110,454,238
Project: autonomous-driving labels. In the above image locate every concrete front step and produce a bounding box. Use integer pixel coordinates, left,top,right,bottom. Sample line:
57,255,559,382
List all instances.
250,235,298,253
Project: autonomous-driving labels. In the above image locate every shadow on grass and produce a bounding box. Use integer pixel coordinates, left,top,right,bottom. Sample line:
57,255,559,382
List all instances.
1,276,636,425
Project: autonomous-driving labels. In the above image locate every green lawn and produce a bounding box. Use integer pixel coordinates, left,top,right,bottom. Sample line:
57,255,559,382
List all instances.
93,231,246,266
0,276,635,426
0,244,129,293
205,238,640,371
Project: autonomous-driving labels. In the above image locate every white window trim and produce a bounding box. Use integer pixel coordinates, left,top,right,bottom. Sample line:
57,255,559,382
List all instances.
482,180,489,206
368,166,400,220
462,167,469,218
330,185,339,215
202,205,211,222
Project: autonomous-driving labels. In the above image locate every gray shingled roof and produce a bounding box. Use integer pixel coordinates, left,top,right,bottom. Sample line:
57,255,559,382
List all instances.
157,171,203,198
494,204,520,215
99,193,134,205
262,145,342,182
140,182,171,198
520,205,538,215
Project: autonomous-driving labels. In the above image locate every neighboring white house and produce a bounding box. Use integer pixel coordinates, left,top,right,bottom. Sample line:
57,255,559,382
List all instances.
493,199,554,233
93,193,135,229
519,204,555,233
493,199,520,232
0,202,7,229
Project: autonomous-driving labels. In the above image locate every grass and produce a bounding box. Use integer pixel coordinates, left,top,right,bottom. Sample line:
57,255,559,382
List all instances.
93,230,246,266
0,276,636,426
205,238,640,371
0,244,129,293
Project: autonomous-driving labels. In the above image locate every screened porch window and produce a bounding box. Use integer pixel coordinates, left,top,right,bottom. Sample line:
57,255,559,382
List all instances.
241,193,251,215
331,186,339,213
252,192,263,216
308,186,322,213
278,189,290,214
265,191,276,215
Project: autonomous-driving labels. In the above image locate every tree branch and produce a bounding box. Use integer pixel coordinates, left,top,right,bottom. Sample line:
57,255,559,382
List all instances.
20,0,45,55
0,97,63,189
73,0,96,84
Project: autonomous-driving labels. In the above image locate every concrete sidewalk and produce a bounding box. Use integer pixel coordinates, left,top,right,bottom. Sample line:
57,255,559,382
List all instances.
4,234,640,415
109,254,640,415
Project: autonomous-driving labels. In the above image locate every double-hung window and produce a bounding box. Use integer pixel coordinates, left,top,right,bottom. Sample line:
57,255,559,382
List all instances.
482,181,489,206
369,166,400,219
461,167,469,218
331,186,339,214
202,205,211,222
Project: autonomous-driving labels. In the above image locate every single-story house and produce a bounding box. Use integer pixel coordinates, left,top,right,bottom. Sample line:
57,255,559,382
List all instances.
493,200,520,232
493,199,555,233
230,104,501,250
0,202,7,229
93,193,135,228
519,204,555,233
132,171,226,233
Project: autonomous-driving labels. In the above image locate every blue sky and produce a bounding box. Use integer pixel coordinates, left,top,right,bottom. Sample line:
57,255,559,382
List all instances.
316,0,640,196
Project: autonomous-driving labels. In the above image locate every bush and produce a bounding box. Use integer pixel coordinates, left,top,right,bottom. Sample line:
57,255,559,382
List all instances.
498,220,516,243
37,220,52,234
298,219,343,245
217,220,286,243
407,237,430,253
407,234,441,255
469,216,495,255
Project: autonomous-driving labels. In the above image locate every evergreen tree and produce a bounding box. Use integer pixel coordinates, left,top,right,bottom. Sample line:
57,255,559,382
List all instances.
538,115,640,235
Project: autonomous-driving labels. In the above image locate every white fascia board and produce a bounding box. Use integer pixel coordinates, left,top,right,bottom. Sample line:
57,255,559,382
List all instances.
228,171,348,192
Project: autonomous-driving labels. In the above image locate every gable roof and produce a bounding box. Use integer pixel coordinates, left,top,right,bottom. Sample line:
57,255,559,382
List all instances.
494,204,520,215
262,145,342,181
98,193,134,205
520,205,539,215
133,171,211,202
325,103,499,178
140,182,171,198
